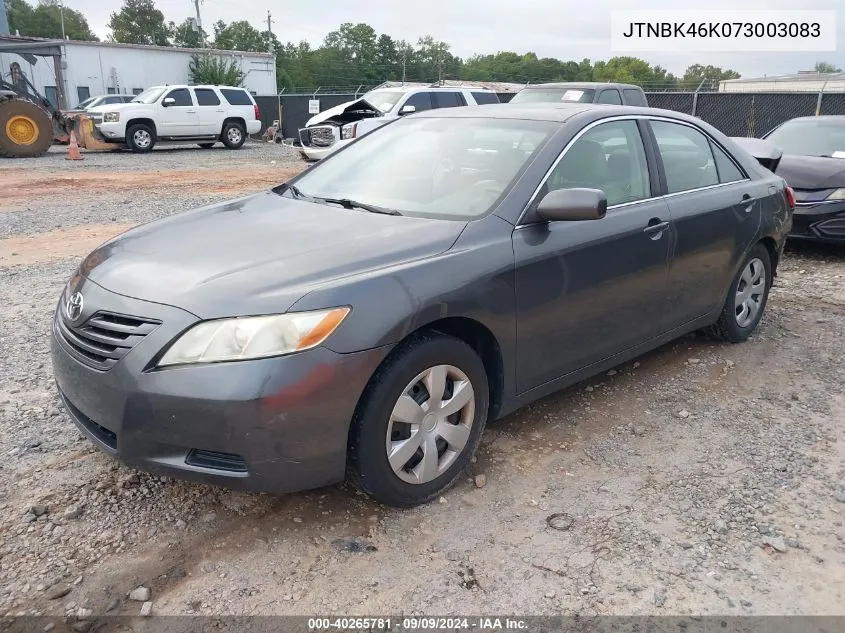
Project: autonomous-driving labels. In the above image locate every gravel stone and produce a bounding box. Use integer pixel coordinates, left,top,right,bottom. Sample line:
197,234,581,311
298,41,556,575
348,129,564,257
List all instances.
129,587,151,602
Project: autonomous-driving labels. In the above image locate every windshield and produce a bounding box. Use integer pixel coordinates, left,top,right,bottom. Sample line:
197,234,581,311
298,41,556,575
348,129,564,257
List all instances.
132,87,167,104
75,96,97,109
765,119,845,158
510,88,596,104
361,90,405,112
288,117,557,220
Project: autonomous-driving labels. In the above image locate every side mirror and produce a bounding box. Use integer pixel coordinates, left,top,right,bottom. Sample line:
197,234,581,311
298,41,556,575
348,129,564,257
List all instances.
162,97,176,107
399,104,416,115
536,188,607,222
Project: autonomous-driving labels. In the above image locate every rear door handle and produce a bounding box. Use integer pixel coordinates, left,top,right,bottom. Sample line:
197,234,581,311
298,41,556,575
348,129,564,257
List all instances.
742,193,754,213
186,109,197,113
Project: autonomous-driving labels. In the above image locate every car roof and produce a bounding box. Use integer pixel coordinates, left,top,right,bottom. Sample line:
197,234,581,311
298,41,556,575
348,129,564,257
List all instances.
413,102,690,123
146,84,247,90
520,82,643,91
373,85,495,93
780,115,845,123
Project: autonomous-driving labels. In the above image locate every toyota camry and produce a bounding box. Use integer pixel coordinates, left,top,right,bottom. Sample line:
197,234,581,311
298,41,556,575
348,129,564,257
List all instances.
51,104,794,507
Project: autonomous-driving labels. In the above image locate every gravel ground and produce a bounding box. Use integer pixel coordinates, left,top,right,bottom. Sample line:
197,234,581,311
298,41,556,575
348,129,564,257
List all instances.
0,145,844,619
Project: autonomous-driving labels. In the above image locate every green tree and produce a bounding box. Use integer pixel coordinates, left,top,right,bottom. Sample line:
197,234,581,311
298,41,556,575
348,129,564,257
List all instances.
171,18,206,48
188,54,245,86
814,61,842,73
682,64,740,89
7,0,97,40
592,56,675,88
212,20,267,52
414,35,460,81
108,0,171,46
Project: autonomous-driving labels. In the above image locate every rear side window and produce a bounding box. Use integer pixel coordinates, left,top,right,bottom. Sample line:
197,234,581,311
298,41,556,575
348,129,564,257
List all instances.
432,92,465,108
220,89,253,106
710,141,746,183
195,88,221,106
651,120,719,193
623,88,647,106
166,88,193,106
471,91,499,105
598,89,623,105
402,92,433,112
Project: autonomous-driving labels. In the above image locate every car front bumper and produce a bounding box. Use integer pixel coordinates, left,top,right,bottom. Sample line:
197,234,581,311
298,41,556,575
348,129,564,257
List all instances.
298,142,350,161
51,276,388,494
790,200,845,243
94,121,126,141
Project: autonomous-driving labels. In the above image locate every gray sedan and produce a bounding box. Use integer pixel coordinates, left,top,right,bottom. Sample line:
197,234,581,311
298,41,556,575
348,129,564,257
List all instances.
51,104,794,507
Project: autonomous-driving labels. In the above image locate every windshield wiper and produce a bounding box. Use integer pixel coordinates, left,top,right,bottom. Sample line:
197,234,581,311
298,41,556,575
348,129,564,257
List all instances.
275,182,310,199
316,197,402,216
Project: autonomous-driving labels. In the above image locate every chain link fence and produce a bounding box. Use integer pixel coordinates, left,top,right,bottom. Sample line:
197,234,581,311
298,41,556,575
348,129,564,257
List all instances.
266,88,845,141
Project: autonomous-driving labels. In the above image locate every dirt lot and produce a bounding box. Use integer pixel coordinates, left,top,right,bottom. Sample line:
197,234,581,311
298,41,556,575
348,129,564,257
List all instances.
1,143,844,619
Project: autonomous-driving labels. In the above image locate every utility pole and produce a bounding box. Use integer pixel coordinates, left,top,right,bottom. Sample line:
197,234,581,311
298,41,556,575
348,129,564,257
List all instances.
266,10,274,53
0,0,9,36
192,0,204,47
59,0,66,40
401,48,407,84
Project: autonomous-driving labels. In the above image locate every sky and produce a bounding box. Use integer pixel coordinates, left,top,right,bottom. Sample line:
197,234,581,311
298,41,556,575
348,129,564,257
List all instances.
71,0,845,79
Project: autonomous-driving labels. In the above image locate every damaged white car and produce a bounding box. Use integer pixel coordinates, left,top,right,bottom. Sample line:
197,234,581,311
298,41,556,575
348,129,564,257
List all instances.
298,82,500,160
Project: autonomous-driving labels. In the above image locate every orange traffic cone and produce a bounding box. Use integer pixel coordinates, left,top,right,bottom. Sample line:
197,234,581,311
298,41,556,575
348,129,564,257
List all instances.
66,130,83,160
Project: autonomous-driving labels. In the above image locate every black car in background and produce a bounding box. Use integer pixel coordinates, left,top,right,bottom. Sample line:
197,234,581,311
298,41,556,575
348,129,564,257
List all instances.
763,116,845,243
51,104,793,507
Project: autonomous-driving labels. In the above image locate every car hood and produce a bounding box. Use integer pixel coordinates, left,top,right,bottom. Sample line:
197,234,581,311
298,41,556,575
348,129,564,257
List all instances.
79,192,465,319
775,154,845,189
305,97,383,127
86,103,143,113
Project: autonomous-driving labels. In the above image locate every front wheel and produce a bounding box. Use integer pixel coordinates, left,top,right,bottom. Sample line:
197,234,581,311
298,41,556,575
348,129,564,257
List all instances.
220,122,245,149
347,333,489,508
126,124,155,153
706,243,772,343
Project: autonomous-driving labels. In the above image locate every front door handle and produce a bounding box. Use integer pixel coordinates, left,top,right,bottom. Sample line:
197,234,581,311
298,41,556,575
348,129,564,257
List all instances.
186,109,197,113
643,218,670,240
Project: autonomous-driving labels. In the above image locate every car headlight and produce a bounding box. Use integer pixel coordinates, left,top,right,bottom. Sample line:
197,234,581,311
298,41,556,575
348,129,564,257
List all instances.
103,112,120,123
157,307,350,367
825,188,845,201
341,123,357,140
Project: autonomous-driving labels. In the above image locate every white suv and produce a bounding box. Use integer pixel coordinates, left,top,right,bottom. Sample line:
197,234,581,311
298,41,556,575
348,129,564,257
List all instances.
86,85,263,153
298,83,500,160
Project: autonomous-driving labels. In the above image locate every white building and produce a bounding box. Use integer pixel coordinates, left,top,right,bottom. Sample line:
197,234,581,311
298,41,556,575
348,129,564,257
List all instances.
0,37,276,108
720,71,845,93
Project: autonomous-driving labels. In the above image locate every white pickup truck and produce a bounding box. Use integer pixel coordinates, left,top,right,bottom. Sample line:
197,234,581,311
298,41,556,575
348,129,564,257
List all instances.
298,83,500,160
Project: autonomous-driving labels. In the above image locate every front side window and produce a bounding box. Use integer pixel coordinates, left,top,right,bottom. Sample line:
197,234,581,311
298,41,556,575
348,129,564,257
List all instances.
546,120,651,207
166,88,193,107
402,92,433,112
287,117,558,220
650,120,719,193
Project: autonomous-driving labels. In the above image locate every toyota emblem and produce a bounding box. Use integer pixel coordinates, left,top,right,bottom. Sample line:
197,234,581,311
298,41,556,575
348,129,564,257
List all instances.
65,292,84,322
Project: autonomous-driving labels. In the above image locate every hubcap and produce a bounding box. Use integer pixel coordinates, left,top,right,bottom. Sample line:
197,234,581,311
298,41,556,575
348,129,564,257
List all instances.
133,129,151,148
228,127,242,143
5,115,38,145
385,365,475,485
735,257,766,328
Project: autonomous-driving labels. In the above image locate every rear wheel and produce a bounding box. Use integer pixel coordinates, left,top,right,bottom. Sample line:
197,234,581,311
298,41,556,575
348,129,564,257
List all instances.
126,123,155,153
348,333,489,508
706,243,772,343
220,121,245,149
0,98,54,158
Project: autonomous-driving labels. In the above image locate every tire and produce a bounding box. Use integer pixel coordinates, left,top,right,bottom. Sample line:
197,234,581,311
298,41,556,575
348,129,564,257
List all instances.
198,142,215,149
706,243,772,343
0,98,54,158
126,123,155,153
220,121,246,149
347,333,489,508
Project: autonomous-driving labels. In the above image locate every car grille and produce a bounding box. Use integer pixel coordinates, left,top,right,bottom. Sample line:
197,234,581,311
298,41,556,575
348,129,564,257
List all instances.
815,217,845,238
299,125,336,148
60,390,118,450
55,310,160,371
